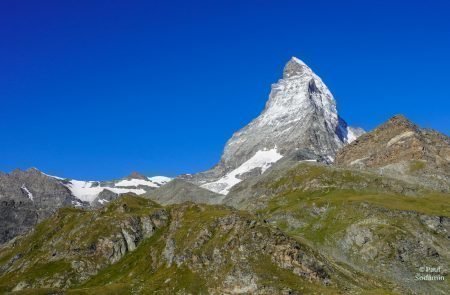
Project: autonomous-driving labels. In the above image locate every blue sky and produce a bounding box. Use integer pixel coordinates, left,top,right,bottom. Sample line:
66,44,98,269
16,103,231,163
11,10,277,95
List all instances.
1,0,449,180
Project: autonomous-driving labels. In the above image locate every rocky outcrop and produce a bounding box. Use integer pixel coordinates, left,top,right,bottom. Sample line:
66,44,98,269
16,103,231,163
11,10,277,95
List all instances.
163,204,331,287
0,196,169,290
96,208,169,263
335,205,450,295
335,115,450,191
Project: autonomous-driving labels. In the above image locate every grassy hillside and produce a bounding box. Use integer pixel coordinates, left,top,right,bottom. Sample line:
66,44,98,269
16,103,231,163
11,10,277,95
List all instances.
1,163,448,294
0,194,397,294
230,163,450,294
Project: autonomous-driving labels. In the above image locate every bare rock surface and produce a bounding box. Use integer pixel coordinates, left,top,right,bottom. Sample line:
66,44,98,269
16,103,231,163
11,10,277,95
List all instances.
336,115,450,191
0,168,83,244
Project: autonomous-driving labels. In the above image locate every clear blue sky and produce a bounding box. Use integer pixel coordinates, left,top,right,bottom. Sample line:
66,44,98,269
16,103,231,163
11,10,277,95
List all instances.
1,0,449,180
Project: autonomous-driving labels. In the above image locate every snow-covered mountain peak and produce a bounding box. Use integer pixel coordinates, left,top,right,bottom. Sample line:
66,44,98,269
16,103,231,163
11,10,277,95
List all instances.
189,56,365,195
258,58,336,130
290,56,307,66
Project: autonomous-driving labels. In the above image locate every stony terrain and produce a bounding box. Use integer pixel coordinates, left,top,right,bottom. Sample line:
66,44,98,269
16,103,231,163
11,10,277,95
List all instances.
0,195,394,294
223,162,450,294
335,115,450,192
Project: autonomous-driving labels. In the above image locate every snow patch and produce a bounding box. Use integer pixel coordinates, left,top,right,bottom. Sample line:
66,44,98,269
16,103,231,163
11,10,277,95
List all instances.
21,184,33,201
148,176,172,185
98,199,109,205
71,200,83,207
40,170,171,203
114,176,171,188
115,179,159,188
201,148,283,195
66,180,146,203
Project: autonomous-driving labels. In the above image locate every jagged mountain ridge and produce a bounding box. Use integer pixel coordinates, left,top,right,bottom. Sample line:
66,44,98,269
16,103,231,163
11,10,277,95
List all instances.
49,171,172,204
0,168,172,244
184,57,364,194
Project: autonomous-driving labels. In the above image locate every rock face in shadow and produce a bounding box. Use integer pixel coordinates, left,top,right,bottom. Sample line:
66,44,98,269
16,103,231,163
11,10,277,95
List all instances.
144,179,224,205
0,168,83,244
335,115,450,191
0,199,38,245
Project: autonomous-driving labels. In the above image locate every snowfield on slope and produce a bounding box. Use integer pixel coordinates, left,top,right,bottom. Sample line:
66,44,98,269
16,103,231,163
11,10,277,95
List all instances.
114,178,159,188
201,148,283,195
66,180,147,203
44,173,172,203
148,176,172,185
115,176,172,188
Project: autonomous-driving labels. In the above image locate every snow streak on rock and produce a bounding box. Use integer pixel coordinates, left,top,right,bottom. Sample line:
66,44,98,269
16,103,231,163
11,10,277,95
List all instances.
21,184,33,201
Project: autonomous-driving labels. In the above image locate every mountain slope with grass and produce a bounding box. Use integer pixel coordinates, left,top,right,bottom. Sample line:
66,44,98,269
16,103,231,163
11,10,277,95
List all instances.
0,195,402,294
223,160,450,294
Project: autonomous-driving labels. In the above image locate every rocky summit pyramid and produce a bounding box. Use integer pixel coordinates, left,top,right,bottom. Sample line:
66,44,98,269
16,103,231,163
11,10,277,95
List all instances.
185,57,364,194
